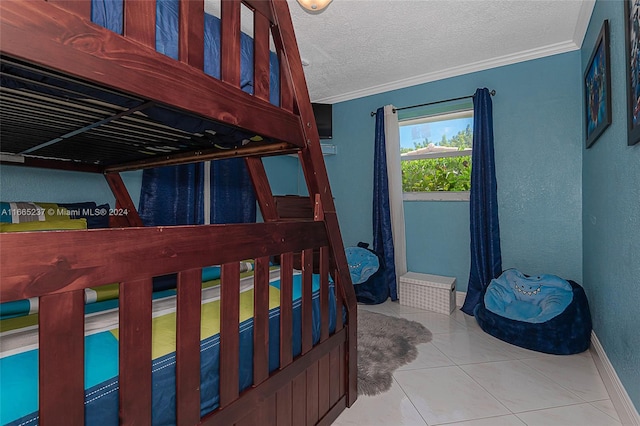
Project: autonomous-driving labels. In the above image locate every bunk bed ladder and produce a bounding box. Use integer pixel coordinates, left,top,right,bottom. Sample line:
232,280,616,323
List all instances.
250,0,359,410
97,0,359,417
224,0,358,412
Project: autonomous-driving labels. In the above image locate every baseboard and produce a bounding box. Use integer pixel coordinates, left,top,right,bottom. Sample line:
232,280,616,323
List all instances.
590,331,640,425
456,291,466,308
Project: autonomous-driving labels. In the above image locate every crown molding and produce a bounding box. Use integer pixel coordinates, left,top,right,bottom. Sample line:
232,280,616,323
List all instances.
314,40,581,105
573,0,597,48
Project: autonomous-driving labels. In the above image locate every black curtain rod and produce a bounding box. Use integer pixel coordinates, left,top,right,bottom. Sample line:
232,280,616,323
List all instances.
369,89,496,117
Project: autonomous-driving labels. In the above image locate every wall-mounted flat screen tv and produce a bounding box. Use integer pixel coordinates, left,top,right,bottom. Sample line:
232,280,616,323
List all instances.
312,103,332,139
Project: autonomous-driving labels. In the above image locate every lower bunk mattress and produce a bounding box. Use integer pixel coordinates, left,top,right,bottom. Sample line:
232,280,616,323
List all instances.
0,269,337,425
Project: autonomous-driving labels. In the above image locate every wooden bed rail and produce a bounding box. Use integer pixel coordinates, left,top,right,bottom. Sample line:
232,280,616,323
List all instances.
0,221,327,301
0,222,347,424
0,0,305,149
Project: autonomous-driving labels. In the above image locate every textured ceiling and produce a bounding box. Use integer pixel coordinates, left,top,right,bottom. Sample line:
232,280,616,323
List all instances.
286,0,595,103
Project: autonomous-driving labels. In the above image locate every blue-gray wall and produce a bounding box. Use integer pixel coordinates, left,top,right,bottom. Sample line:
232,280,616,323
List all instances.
323,52,584,292
0,54,586,296
581,0,640,410
0,157,297,213
0,166,143,209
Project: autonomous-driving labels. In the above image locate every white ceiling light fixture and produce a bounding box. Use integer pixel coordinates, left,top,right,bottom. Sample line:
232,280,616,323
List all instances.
296,0,332,12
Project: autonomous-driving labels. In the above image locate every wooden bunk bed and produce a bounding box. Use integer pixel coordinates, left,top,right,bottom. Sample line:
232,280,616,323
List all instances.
0,0,357,424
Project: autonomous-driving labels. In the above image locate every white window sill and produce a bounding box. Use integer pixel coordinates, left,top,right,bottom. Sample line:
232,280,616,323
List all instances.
403,191,470,202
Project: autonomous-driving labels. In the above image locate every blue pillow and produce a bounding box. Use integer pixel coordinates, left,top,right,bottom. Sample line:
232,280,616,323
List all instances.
59,202,111,229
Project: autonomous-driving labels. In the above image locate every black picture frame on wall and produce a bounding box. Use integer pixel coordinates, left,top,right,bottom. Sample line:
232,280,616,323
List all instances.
625,0,640,145
584,20,612,149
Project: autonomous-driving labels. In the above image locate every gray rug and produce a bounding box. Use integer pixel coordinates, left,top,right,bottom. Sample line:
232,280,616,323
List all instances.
357,309,432,396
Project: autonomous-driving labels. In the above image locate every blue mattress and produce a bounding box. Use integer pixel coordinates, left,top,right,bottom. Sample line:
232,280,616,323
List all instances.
0,271,337,425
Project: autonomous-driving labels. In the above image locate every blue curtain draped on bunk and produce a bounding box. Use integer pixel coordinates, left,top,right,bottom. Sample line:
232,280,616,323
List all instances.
139,160,256,226
113,0,265,227
210,158,257,224
461,88,502,315
372,107,397,301
139,164,204,225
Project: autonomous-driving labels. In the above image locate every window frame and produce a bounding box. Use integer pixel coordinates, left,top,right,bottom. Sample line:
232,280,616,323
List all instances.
399,105,473,202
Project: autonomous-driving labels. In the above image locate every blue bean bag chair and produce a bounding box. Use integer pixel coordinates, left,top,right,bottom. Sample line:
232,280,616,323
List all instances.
346,244,389,305
474,269,592,355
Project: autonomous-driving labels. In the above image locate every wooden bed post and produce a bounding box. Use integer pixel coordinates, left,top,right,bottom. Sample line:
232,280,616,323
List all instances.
46,0,90,19
39,291,85,424
245,157,279,222
268,0,359,407
123,0,156,49
104,172,144,227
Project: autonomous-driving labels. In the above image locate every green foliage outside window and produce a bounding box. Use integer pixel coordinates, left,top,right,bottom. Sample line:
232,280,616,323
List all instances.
400,123,473,192
402,155,471,192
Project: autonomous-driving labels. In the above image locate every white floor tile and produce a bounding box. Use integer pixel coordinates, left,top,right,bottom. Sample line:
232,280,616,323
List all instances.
460,360,584,412
495,344,551,361
332,303,621,426
515,402,622,426
399,311,470,334
382,300,431,315
590,399,621,422
469,328,597,363
396,342,455,371
441,414,527,426
394,366,510,424
475,333,550,360
331,379,428,426
452,309,483,331
523,352,610,402
430,331,519,365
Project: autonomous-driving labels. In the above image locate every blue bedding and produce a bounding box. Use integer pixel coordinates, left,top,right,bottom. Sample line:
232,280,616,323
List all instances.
92,0,280,107
1,272,337,425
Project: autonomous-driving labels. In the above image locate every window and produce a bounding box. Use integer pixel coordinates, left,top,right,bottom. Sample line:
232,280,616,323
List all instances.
398,101,473,201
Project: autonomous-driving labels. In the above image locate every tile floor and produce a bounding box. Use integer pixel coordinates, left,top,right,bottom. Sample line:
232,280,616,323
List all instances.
332,300,620,426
